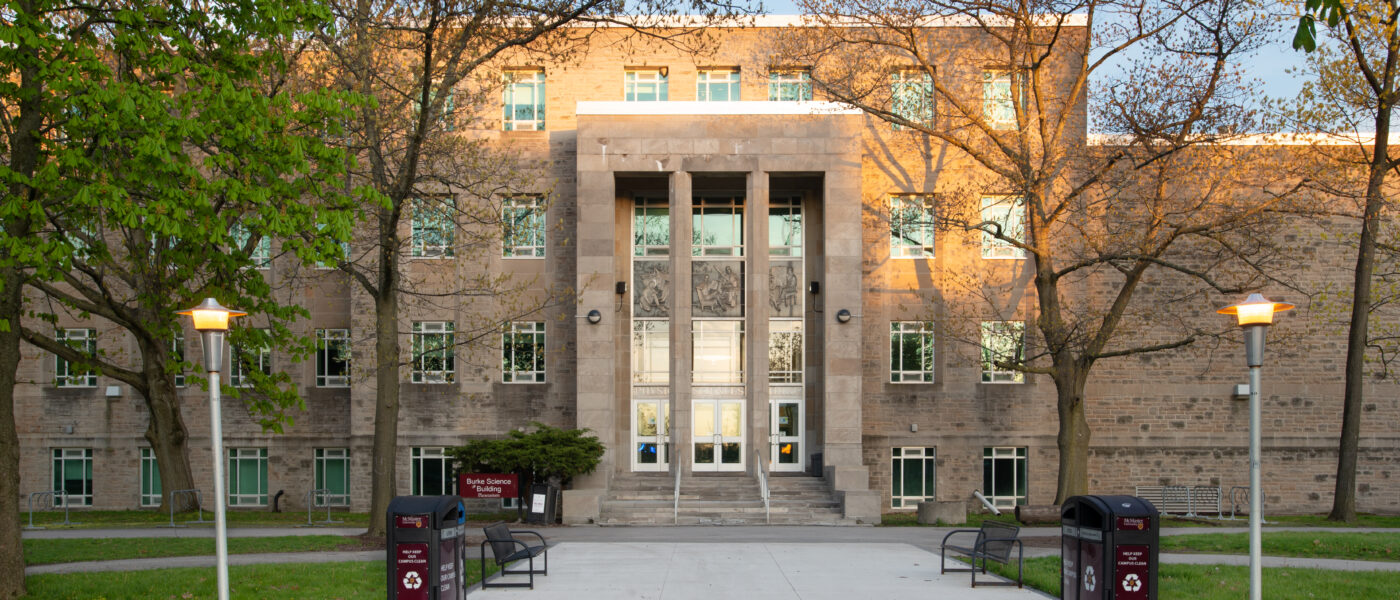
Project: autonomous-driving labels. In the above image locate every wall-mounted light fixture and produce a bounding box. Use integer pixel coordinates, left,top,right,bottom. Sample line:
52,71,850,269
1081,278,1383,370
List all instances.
616,281,627,295
587,309,602,325
808,281,820,295
836,309,852,323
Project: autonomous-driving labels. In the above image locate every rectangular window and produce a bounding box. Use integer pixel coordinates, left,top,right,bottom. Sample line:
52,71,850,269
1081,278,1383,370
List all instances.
54,328,97,388
503,70,546,131
980,195,1026,258
140,448,161,507
411,321,455,384
411,196,456,258
891,321,935,383
314,448,350,507
227,447,269,507
983,69,1024,131
411,447,453,496
890,195,936,258
692,196,744,257
891,447,936,509
981,321,1026,383
316,329,351,387
768,198,803,257
891,69,934,129
52,448,93,507
692,320,744,384
632,320,670,384
697,68,740,101
230,330,270,388
625,69,668,102
769,320,803,384
769,69,812,101
503,321,545,383
633,197,670,257
230,223,271,269
171,334,186,388
983,446,1028,508
503,196,546,258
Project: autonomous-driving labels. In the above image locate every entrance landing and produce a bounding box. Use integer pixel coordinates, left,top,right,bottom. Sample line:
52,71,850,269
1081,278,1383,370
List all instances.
472,542,1046,599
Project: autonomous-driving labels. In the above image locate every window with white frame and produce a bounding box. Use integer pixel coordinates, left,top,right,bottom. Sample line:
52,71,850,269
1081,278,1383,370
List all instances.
768,198,803,257
980,195,1026,258
316,329,351,387
697,68,740,101
983,446,1028,508
503,196,546,258
692,196,744,256
693,320,744,384
140,447,161,507
503,321,545,383
230,223,271,269
769,320,803,384
633,197,670,256
891,447,936,509
891,69,934,129
230,330,271,388
625,68,668,101
890,195,936,258
171,333,186,388
411,196,455,258
632,321,669,384
52,448,93,506
411,321,455,384
314,448,350,506
769,69,812,101
54,328,97,387
891,321,935,383
981,321,1025,383
503,69,546,131
411,447,453,495
227,447,269,506
983,69,1025,131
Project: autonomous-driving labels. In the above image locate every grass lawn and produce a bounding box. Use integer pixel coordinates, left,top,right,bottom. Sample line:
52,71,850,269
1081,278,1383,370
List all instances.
883,510,1400,530
974,556,1400,599
1162,531,1400,562
23,535,372,566
26,559,499,599
881,511,1036,527
18,508,522,529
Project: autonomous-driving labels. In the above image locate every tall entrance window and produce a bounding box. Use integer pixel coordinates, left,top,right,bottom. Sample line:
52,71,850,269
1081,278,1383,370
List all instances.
769,196,804,471
691,193,746,473
52,448,93,506
983,446,1028,508
630,196,671,472
891,447,936,508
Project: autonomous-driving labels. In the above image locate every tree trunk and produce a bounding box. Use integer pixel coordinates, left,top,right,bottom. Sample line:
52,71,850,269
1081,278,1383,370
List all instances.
1329,110,1390,524
1053,365,1092,505
366,269,401,538
0,266,28,599
136,335,200,513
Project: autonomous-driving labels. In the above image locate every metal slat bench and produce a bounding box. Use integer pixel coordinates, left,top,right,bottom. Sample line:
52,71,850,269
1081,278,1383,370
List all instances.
1135,485,1222,516
940,521,1024,588
480,522,549,589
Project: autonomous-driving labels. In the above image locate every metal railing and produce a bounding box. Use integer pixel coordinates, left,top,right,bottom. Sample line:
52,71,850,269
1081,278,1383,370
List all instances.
673,459,683,525
298,488,346,527
158,489,208,528
26,490,79,529
755,449,770,525
1226,486,1266,522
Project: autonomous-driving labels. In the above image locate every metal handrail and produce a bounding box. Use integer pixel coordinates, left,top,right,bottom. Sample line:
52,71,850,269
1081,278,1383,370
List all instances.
755,449,770,525
26,490,78,529
159,489,206,528
298,488,345,527
673,461,682,525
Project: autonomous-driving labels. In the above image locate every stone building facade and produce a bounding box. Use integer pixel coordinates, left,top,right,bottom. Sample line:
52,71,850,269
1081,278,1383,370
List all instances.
13,18,1400,520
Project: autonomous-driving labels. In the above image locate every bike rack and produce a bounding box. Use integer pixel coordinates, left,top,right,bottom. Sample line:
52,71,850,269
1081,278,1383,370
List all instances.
297,488,344,527
158,489,207,528
25,490,78,529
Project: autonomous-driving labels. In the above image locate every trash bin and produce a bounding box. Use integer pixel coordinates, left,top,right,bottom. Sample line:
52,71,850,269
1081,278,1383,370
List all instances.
1060,495,1159,600
524,483,557,525
387,495,466,600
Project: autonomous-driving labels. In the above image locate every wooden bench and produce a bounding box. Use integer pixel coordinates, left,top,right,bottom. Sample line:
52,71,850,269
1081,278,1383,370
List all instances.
480,522,549,589
940,521,1024,588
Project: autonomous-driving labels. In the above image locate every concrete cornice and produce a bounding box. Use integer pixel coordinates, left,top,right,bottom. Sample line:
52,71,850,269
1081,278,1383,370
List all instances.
576,100,864,115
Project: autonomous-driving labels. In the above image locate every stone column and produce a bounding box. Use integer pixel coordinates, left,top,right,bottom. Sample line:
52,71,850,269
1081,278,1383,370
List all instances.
670,171,693,474
747,171,770,476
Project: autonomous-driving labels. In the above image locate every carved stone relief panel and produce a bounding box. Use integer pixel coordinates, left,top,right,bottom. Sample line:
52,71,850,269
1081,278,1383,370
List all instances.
692,260,744,318
768,260,801,318
633,260,670,318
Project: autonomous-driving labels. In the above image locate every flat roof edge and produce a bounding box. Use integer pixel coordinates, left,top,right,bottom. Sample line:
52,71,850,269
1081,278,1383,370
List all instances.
577,101,865,116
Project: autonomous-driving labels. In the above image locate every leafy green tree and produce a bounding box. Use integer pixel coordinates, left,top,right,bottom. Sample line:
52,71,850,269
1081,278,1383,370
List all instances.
449,423,605,488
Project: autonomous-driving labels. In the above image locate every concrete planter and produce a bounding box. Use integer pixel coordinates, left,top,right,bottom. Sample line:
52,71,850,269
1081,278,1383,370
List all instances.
916,500,966,525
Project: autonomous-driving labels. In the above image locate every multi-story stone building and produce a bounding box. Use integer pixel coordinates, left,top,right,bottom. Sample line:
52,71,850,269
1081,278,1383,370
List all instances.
14,17,1400,523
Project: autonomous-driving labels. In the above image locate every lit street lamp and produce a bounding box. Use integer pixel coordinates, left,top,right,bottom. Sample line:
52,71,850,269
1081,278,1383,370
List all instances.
176,298,246,600
1217,292,1293,600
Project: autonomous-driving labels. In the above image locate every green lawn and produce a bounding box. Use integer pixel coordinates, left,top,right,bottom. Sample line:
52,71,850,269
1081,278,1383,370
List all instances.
26,560,498,599
975,556,1400,599
23,535,370,566
883,510,1400,530
19,508,522,529
1162,531,1400,562
881,511,1033,527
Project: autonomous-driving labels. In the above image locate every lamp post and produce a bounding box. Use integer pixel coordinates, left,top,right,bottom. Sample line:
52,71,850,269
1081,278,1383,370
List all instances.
1217,292,1292,600
176,298,246,600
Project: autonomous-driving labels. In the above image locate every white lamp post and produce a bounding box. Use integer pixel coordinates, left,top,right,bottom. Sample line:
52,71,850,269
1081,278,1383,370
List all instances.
176,298,246,600
1217,292,1292,600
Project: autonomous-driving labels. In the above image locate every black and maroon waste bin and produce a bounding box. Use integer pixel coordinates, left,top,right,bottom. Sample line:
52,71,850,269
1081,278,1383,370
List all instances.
1061,495,1159,600
387,495,466,600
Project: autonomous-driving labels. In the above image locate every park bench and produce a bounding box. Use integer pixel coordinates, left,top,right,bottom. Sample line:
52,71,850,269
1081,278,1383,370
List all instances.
939,521,1024,588
480,522,549,589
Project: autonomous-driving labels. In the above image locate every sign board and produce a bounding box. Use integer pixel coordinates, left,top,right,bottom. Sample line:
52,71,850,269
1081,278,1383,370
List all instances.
458,473,519,499
395,514,429,529
1116,516,1149,531
1114,544,1150,600
395,542,430,600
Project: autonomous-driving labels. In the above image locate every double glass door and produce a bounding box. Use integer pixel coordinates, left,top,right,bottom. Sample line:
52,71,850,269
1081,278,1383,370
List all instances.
693,399,744,471
631,399,670,471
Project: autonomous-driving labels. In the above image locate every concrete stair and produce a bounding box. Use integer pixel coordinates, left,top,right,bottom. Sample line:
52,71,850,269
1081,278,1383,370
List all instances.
597,472,853,525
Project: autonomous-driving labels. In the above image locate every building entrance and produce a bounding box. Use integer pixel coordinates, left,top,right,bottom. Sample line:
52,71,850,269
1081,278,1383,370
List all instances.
693,399,744,471
769,399,804,472
631,399,670,472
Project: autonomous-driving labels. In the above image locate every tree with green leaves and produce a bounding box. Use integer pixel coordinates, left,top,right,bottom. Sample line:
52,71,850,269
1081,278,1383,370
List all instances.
1,3,351,592
1281,0,1399,523
450,423,605,487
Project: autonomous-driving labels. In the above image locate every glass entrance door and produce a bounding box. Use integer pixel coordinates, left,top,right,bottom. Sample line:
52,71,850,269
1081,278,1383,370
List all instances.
631,399,670,472
693,399,744,472
769,399,804,472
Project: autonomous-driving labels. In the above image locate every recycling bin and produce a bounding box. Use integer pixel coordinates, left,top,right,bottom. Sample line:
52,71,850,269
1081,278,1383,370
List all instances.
387,495,466,600
1060,495,1159,600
